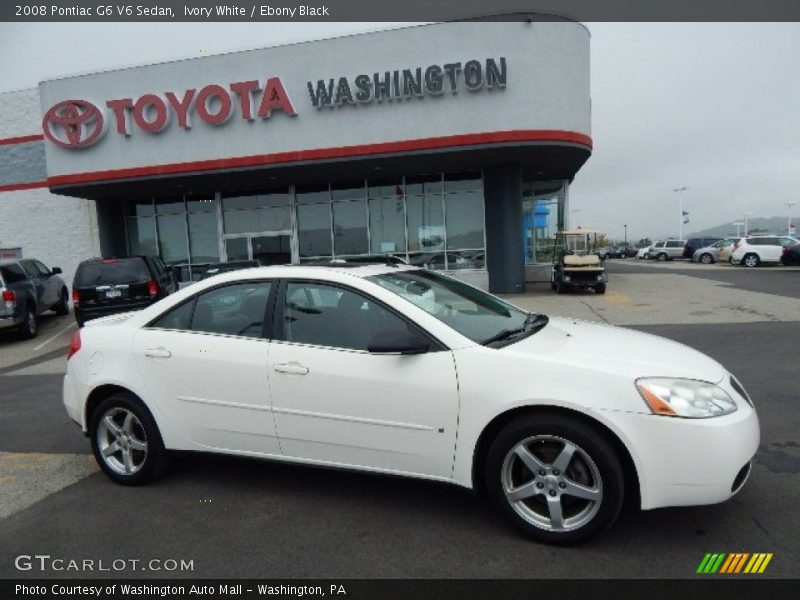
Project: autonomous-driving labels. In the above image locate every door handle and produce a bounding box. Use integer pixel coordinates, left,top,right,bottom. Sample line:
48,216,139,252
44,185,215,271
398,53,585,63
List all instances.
144,347,172,358
273,362,309,375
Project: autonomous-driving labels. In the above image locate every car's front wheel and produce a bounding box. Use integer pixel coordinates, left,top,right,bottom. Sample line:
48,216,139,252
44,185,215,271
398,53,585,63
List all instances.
699,253,714,264
89,393,167,485
656,253,667,261
486,413,625,545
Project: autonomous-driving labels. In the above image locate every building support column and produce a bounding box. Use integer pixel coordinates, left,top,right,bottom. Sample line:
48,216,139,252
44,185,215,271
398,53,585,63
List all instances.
483,164,525,294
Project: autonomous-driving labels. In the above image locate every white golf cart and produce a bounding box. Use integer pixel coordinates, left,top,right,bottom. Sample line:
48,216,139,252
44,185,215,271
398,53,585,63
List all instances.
550,229,608,294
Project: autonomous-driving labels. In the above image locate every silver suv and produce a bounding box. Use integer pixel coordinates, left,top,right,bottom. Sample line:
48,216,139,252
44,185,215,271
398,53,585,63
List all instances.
649,240,686,261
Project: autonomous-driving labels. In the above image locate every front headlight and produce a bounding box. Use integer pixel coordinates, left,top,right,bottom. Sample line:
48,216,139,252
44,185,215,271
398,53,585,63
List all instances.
635,378,738,418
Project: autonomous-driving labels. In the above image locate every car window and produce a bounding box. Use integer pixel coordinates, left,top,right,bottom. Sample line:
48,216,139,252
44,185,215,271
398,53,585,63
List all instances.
32,260,50,276
0,263,28,284
151,281,272,337
779,238,797,247
19,260,40,278
281,281,412,351
75,259,150,286
667,241,683,248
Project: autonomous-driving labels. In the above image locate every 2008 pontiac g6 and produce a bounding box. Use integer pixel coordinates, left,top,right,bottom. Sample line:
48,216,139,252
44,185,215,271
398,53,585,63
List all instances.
64,264,759,544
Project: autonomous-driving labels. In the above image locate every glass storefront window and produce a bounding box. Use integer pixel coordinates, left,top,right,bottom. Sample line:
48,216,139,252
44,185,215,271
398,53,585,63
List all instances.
296,184,331,205
297,203,332,257
444,192,484,250
126,216,157,255
222,192,289,210
406,174,443,196
407,194,445,253
333,200,368,255
186,197,218,212
223,206,291,234
225,237,249,261
369,196,406,254
444,172,482,192
188,211,220,263
331,181,366,201
523,181,565,263
156,214,188,264
155,198,185,215
368,179,403,198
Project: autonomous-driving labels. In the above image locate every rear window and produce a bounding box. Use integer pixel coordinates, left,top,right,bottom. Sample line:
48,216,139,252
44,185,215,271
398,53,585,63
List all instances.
0,263,28,284
75,259,150,286
667,241,684,248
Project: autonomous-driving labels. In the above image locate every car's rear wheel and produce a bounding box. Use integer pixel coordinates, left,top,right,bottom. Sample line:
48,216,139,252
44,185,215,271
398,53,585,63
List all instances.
656,253,667,261
743,253,760,268
699,253,714,264
54,288,69,315
486,414,625,545
89,393,167,485
18,306,37,339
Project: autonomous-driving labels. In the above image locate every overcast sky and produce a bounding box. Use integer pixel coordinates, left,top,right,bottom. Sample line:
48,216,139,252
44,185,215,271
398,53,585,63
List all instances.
1,22,798,242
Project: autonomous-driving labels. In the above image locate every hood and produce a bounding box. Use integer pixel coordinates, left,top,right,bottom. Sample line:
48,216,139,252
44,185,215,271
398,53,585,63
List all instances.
505,316,727,383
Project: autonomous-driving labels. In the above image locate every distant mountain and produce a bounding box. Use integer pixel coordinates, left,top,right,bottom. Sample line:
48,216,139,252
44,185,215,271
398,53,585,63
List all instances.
687,216,794,239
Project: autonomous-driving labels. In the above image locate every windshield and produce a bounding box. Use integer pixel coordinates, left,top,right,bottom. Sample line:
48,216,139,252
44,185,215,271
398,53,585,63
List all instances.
367,270,541,344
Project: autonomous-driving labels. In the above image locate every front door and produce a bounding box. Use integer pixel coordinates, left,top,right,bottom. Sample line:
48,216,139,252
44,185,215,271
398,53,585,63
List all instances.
268,280,459,479
224,234,292,266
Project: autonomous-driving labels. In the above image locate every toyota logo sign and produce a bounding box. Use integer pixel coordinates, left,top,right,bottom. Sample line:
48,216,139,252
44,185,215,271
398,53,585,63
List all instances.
42,99,105,149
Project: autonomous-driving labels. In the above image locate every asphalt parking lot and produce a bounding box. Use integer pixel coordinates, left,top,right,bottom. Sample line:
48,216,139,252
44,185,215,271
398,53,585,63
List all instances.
1,260,798,579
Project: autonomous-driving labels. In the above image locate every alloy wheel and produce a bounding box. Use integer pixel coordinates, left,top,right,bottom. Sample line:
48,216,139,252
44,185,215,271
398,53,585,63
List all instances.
501,435,603,532
744,254,759,267
96,407,148,475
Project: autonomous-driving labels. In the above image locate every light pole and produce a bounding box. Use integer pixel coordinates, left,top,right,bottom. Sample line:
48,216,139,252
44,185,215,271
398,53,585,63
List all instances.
623,224,628,245
673,186,689,239
569,209,581,230
733,221,744,238
787,202,797,237
743,212,752,236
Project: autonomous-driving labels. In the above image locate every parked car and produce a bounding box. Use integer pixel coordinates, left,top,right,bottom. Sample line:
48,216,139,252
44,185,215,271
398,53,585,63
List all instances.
730,236,800,267
691,239,737,264
648,240,686,261
683,237,723,259
0,258,69,338
64,264,758,545
781,245,800,266
635,246,651,260
201,260,260,279
72,256,178,327
594,247,612,260
620,245,638,258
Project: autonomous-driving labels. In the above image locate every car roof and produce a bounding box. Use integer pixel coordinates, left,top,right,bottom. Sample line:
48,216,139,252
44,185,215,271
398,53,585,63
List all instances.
203,263,418,284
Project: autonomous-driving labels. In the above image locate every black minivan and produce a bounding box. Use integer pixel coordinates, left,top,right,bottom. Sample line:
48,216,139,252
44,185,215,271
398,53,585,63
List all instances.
72,256,177,326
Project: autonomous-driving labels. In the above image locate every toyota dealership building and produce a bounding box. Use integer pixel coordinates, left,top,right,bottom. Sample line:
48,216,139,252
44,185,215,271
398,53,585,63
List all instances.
0,17,591,293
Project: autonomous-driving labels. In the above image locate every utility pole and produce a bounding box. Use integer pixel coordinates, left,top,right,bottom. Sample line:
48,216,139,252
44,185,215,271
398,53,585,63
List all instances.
624,224,628,245
673,187,689,239
743,212,752,236
788,202,797,237
733,221,744,238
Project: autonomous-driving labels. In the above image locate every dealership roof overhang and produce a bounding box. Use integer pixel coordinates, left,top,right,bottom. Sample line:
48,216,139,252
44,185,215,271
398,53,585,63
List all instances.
49,138,591,200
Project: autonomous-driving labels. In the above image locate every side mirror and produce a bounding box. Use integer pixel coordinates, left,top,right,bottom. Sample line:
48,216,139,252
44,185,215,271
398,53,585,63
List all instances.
51,267,62,275
367,328,430,355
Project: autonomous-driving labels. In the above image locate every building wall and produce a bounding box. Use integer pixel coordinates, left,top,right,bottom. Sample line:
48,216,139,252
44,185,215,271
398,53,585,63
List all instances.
0,88,101,288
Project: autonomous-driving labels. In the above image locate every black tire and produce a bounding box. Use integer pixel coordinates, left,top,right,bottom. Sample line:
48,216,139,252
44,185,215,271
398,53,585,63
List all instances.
595,284,606,295
89,392,167,485
54,288,69,315
699,253,713,264
485,413,625,545
742,253,760,268
18,305,38,339
656,253,667,261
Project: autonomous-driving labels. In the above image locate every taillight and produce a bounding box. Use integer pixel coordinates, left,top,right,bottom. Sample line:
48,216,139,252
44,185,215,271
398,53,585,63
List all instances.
783,247,789,254
67,329,81,360
2,289,14,303
147,280,159,297
72,289,80,306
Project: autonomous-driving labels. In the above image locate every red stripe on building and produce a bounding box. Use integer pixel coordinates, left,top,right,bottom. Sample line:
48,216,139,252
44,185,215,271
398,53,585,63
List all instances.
0,134,44,146
0,181,49,193
47,130,593,187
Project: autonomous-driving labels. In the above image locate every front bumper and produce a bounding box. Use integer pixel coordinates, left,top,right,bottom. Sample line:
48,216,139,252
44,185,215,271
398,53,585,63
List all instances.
599,403,759,510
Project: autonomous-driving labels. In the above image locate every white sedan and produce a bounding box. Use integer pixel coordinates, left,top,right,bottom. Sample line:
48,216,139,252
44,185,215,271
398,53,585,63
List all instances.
63,264,759,544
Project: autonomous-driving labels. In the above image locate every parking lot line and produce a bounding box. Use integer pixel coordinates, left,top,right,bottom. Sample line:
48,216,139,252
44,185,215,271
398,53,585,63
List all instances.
32,322,76,352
